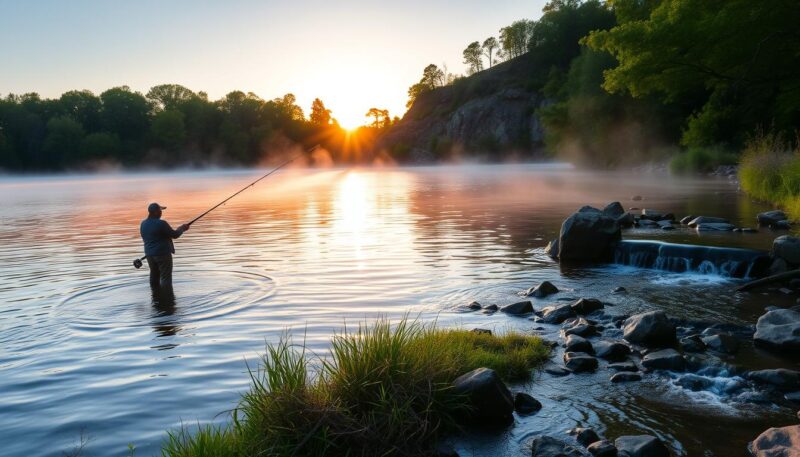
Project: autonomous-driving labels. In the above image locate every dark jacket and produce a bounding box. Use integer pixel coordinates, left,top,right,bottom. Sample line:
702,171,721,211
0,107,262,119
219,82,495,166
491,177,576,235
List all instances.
140,217,185,256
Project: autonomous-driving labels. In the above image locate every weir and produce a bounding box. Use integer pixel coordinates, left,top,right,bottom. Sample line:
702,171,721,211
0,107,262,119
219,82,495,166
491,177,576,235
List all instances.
613,240,771,278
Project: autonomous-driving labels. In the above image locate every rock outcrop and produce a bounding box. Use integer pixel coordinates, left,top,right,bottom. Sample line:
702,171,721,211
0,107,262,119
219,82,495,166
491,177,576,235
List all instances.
557,206,622,262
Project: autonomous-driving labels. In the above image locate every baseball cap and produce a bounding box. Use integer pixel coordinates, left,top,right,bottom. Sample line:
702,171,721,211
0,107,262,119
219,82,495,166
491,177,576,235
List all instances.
148,202,167,213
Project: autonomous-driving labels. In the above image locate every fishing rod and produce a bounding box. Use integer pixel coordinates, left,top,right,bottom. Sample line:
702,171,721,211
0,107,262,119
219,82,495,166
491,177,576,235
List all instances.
133,144,320,269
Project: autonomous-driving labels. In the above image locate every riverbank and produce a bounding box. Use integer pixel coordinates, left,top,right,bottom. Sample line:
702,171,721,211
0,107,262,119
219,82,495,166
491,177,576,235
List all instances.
739,133,800,220
162,320,549,456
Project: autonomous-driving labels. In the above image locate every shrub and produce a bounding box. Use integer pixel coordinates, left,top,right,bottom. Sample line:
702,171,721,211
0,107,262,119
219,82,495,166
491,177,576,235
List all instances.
161,319,549,457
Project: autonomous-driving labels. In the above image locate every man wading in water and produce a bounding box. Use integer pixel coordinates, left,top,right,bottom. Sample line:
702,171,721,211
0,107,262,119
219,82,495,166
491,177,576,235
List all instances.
140,203,190,300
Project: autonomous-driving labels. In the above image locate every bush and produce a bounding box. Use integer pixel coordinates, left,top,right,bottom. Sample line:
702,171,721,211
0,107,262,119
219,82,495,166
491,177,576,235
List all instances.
161,318,549,457
669,146,737,174
738,131,800,219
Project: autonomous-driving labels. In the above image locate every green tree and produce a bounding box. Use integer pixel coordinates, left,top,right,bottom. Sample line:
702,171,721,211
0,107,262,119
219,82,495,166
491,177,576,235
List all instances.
42,116,85,168
58,90,101,132
150,110,186,150
310,98,333,125
80,132,122,161
99,86,151,142
482,37,499,67
272,93,304,121
146,84,197,112
462,41,484,75
406,64,446,108
499,20,534,59
585,0,800,147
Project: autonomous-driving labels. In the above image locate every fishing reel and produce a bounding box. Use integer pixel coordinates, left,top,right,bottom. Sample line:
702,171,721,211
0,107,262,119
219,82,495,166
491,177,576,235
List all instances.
133,257,144,269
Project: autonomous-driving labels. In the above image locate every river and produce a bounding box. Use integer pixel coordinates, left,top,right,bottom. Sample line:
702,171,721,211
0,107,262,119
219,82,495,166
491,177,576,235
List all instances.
1,164,798,456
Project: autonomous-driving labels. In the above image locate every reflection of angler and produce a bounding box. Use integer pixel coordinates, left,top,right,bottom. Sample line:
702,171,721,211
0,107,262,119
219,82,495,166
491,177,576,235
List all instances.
133,145,320,288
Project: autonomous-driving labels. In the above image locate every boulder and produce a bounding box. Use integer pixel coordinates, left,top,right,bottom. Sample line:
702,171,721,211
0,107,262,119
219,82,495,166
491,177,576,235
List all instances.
758,210,787,226
614,435,670,457
701,333,739,354
542,303,577,324
688,216,730,227
531,436,587,457
696,222,736,231
753,309,800,352
773,235,800,265
593,340,631,361
640,209,663,221
748,425,800,457
623,311,676,347
501,301,534,315
608,361,638,372
513,392,542,414
566,335,593,353
564,352,599,373
772,220,792,230
610,372,642,383
482,304,498,313
558,207,622,261
746,369,800,392
569,428,601,447
641,349,686,371
679,335,706,353
565,318,598,337
527,281,560,298
587,440,618,457
452,368,514,423
571,298,605,315
603,202,625,218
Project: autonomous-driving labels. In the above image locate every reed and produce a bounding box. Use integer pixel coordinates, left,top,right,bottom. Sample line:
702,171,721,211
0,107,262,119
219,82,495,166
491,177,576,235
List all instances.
738,131,800,219
161,318,549,457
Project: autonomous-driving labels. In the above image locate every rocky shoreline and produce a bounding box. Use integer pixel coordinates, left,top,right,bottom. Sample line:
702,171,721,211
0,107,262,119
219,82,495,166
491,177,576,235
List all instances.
449,203,800,456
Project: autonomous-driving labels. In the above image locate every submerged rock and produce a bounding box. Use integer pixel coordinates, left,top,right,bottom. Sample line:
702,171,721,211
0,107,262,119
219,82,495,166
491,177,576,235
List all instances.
753,309,800,352
545,239,559,258
466,301,482,311
610,372,642,383
452,368,513,423
687,216,730,227
500,300,533,315
587,440,617,457
564,352,599,373
542,303,577,324
696,222,736,231
614,435,669,457
623,311,676,347
642,348,686,371
527,281,560,298
558,206,622,262
543,362,571,377
772,220,792,230
748,425,800,457
773,235,800,265
531,436,587,457
679,215,695,225
757,210,787,226
513,392,542,414
612,286,627,293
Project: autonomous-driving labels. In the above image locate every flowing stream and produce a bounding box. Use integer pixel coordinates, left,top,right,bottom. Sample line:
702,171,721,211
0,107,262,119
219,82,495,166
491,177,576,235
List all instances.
1,164,798,456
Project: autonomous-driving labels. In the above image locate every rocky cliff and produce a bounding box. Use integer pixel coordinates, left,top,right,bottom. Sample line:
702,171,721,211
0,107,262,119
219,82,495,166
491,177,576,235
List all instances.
381,53,548,162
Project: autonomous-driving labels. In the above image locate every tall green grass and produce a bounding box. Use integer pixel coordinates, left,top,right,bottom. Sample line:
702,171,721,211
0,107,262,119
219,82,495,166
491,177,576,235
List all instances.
668,146,738,174
738,131,800,219
161,319,549,457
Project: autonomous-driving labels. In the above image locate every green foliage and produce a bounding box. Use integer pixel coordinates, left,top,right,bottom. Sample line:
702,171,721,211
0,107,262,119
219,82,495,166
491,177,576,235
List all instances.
42,115,84,168
462,41,484,75
739,131,800,219
668,146,737,174
407,64,446,109
150,110,186,150
80,132,121,161
161,319,549,457
499,20,534,59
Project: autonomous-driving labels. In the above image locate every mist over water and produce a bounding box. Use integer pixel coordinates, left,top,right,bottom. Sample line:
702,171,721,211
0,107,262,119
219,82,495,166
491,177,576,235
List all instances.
1,164,798,456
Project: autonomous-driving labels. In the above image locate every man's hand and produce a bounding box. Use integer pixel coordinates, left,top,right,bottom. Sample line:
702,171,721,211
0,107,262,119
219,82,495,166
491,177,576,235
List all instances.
179,224,190,232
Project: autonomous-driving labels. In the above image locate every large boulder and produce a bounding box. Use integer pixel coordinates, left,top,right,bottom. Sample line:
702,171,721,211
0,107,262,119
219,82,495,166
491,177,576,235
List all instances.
753,309,800,352
541,303,577,324
758,210,788,226
565,334,593,353
531,436,588,457
748,425,800,457
622,311,676,347
452,368,514,423
558,206,622,262
746,369,800,392
773,235,800,265
641,348,686,371
614,435,670,457
593,340,631,361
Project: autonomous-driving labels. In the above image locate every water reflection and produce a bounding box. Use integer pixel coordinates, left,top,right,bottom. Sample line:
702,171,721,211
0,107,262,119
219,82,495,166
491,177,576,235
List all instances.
151,291,180,340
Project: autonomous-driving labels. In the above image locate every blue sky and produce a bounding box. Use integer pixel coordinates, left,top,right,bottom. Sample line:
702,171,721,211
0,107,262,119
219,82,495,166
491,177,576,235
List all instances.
0,0,547,127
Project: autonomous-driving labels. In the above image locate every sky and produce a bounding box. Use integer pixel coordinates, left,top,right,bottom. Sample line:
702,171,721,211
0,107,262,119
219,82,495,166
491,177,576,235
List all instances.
0,0,547,128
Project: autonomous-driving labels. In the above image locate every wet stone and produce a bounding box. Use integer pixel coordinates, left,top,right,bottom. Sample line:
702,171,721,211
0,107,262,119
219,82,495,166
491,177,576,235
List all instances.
680,335,706,353
466,301,482,310
571,298,604,315
612,286,626,293
593,340,631,361
565,334,593,353
564,352,598,373
543,362,571,377
610,372,642,383
513,392,542,415
641,348,686,372
608,361,638,372
614,435,670,457
587,440,617,457
569,427,601,447
527,281,559,298
542,303,577,324
531,436,586,457
564,318,598,337
701,333,739,354
500,300,533,315
471,328,492,336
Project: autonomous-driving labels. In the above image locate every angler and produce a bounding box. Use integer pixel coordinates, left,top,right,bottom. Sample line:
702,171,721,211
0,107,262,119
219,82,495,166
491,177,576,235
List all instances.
140,203,190,298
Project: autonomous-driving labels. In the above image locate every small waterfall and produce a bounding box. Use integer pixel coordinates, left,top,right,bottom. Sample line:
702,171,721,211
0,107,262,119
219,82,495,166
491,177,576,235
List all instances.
613,240,770,278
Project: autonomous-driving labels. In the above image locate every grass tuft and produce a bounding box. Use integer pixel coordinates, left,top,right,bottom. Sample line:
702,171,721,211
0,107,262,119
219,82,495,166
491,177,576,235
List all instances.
738,131,800,219
161,318,549,457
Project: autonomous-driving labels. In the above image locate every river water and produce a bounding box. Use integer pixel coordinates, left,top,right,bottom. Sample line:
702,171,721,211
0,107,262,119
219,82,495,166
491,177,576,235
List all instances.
1,164,798,456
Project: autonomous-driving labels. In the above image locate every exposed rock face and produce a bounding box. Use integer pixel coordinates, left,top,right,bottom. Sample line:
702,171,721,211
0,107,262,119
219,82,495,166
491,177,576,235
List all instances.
748,425,800,457
380,54,547,161
753,309,800,352
614,435,670,457
452,368,514,423
622,311,676,347
531,436,588,457
501,300,534,315
558,206,622,262
773,235,800,265
758,210,788,226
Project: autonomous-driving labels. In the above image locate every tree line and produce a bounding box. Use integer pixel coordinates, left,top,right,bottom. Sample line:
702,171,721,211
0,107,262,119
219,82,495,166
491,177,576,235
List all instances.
0,85,396,171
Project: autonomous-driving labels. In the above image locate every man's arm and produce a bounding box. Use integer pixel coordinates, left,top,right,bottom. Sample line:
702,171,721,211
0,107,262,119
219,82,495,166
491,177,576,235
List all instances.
161,220,189,239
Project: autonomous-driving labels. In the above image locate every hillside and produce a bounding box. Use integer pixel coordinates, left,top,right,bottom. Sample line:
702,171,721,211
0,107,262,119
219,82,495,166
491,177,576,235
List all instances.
381,53,548,162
